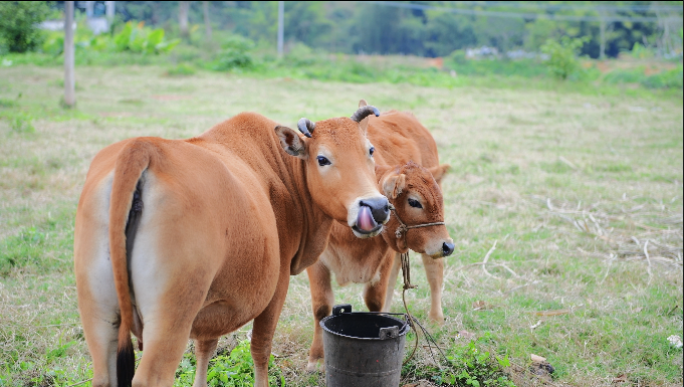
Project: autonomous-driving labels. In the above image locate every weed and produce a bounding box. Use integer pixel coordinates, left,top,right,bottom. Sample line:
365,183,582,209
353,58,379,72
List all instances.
403,333,516,386
166,63,196,76
8,111,35,134
0,97,17,108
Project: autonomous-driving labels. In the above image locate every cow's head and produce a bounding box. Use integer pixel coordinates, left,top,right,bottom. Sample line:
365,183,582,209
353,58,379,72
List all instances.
275,105,389,238
377,161,454,258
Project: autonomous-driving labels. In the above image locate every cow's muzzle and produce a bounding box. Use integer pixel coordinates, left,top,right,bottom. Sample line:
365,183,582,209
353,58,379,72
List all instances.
351,197,390,238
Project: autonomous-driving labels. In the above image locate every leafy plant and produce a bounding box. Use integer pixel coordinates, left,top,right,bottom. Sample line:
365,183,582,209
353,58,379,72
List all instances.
0,1,50,53
174,340,283,387
541,37,587,80
114,21,179,55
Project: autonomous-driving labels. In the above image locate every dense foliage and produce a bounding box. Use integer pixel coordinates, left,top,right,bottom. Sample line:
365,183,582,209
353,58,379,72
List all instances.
109,1,682,59
0,1,51,53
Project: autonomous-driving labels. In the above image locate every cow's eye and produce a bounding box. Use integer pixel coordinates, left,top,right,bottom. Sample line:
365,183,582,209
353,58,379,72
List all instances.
369,146,375,156
408,198,422,209
317,156,331,166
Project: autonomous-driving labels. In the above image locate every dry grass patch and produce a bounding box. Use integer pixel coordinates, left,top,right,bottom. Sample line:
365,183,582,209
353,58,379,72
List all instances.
0,65,681,386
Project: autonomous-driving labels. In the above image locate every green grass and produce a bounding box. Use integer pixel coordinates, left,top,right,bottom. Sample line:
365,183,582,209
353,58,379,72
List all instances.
0,65,681,386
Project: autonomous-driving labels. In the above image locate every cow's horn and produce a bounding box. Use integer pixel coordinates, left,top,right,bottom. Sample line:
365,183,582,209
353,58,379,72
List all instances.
297,118,315,138
350,105,380,123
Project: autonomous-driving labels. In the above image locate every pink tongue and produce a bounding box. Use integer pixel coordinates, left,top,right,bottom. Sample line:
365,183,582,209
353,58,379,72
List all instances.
358,206,376,231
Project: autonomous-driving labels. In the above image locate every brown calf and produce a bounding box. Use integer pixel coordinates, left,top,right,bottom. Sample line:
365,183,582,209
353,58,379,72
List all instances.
306,103,453,370
74,106,390,387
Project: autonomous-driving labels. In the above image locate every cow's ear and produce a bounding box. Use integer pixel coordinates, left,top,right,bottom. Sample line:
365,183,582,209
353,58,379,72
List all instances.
428,164,450,184
374,164,392,183
275,125,308,159
381,172,406,199
358,116,370,135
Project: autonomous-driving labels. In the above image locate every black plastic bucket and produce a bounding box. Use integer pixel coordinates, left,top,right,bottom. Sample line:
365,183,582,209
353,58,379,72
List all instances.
320,304,410,387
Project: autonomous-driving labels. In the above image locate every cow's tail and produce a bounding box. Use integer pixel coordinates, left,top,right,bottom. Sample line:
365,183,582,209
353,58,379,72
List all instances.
109,140,154,387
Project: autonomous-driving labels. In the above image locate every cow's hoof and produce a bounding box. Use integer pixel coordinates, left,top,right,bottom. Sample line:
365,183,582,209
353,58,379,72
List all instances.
306,359,323,373
429,312,445,325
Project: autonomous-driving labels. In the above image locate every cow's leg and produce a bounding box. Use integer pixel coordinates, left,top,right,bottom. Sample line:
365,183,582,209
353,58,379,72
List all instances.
363,250,395,312
381,252,402,312
305,261,334,371
251,266,290,387
77,279,119,387
421,253,445,324
129,254,211,386
192,338,218,387
75,217,120,387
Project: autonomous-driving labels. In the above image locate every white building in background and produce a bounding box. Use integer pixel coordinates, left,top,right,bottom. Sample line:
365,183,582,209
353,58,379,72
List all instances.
39,1,115,35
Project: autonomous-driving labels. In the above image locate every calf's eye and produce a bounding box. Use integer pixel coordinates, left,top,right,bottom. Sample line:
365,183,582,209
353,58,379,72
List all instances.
408,198,422,209
317,156,331,166
369,146,375,156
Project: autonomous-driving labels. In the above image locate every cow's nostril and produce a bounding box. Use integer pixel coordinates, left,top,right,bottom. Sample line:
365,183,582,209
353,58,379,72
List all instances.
442,242,455,257
360,197,390,223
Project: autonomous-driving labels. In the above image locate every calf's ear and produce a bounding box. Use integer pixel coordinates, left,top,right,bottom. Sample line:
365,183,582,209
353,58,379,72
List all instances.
358,99,368,108
275,125,308,159
428,164,450,184
381,172,406,199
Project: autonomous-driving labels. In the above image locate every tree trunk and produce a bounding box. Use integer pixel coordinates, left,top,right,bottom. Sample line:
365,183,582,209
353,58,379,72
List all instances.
64,1,76,107
203,1,212,40
179,1,190,38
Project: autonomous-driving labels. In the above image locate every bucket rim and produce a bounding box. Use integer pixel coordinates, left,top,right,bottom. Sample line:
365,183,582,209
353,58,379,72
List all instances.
319,311,411,341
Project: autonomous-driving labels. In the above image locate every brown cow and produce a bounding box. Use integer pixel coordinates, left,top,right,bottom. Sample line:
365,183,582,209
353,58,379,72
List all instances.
74,106,390,387
306,103,453,370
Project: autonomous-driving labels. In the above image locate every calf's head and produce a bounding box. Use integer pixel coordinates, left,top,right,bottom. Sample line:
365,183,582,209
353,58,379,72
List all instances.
275,105,389,238
378,161,454,258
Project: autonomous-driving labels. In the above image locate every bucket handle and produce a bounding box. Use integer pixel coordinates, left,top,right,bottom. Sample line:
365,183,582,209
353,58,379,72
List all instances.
379,326,399,339
332,304,352,316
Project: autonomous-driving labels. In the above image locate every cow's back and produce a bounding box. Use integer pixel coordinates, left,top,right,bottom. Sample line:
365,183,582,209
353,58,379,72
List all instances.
367,111,440,168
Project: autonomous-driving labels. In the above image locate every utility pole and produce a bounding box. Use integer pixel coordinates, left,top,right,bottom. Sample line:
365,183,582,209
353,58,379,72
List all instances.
599,17,606,60
64,1,76,107
277,1,284,58
85,1,94,18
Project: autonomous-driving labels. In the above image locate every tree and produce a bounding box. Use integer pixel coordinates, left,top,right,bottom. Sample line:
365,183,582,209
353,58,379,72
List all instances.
0,1,50,53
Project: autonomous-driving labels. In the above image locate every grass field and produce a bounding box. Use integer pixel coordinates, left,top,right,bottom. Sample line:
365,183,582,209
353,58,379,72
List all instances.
0,65,682,387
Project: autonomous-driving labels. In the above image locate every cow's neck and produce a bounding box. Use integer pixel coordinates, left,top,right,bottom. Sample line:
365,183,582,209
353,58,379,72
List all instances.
279,154,333,275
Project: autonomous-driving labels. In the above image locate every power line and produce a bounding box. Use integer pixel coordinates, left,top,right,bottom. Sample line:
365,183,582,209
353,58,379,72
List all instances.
453,1,683,12
366,1,670,22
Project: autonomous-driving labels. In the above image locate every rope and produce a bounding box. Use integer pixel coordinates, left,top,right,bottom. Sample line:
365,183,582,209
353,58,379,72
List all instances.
388,203,445,242
401,251,419,365
389,203,446,366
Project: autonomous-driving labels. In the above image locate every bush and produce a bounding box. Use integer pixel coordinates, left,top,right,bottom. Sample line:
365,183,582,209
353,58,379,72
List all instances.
210,35,254,71
642,64,683,89
0,1,50,53
541,37,587,80
114,21,179,54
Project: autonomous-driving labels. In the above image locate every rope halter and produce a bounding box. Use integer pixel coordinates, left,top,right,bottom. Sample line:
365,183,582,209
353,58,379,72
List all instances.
387,203,445,240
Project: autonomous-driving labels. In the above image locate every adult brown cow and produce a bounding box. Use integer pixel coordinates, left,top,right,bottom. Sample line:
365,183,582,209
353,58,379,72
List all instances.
74,106,390,387
306,102,453,370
